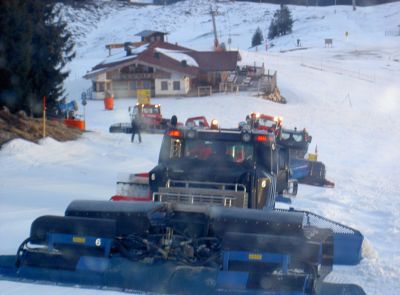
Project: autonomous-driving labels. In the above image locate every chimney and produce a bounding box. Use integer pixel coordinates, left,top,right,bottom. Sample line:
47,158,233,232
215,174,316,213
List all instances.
181,60,187,67
154,51,160,59
124,42,132,56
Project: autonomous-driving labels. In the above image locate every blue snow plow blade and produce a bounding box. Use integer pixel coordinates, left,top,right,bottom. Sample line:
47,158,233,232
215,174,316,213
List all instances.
291,158,311,179
0,200,364,294
290,159,334,188
275,195,293,204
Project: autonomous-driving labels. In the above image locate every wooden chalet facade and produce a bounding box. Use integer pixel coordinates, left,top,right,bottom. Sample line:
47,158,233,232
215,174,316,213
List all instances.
84,31,240,99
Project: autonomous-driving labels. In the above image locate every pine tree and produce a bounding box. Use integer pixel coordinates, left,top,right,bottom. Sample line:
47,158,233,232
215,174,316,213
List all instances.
251,27,264,48
0,0,75,116
268,5,294,40
0,1,32,112
268,19,278,40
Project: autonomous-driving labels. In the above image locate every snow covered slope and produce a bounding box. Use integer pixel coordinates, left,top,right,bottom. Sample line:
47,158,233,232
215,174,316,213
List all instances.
1,1,400,294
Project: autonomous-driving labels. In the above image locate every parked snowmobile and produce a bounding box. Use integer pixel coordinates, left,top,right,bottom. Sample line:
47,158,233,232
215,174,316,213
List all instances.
0,200,364,295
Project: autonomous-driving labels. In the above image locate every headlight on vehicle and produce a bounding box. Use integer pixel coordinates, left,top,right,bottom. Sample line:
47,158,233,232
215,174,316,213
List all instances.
242,132,251,142
187,130,196,139
261,180,267,188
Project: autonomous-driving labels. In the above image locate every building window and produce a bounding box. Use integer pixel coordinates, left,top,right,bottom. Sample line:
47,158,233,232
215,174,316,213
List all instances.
130,81,136,90
97,82,105,92
136,81,143,89
161,81,168,91
173,81,180,91
143,80,152,89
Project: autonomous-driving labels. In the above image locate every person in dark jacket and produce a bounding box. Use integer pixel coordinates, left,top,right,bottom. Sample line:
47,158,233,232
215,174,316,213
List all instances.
131,117,142,143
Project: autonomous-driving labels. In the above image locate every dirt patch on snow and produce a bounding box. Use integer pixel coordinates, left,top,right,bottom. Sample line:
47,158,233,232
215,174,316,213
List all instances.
0,108,82,147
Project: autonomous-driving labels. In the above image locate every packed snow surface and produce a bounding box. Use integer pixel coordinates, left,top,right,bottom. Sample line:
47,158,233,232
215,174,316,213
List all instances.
1,1,400,294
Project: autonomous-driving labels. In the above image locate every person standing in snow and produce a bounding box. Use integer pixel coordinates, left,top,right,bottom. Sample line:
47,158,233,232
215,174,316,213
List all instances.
131,115,142,143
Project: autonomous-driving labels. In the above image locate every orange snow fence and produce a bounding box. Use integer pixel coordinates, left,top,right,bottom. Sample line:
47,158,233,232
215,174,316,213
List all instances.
64,118,85,130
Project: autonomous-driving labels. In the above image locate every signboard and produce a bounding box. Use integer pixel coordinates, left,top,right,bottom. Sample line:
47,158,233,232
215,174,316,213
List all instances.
137,89,151,104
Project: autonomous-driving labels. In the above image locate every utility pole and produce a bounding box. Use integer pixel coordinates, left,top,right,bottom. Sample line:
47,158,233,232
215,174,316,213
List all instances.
210,8,219,50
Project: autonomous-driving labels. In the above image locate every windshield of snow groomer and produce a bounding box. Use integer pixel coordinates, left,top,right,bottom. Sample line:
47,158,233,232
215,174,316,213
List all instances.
281,130,303,142
258,118,276,128
183,139,254,164
142,106,160,114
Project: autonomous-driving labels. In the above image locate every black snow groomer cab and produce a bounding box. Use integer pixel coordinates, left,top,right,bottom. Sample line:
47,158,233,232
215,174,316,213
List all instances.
278,128,335,188
149,119,292,210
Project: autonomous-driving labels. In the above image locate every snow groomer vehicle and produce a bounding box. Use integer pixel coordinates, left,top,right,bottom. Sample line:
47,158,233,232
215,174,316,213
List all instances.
278,127,335,188
0,117,364,295
242,112,334,188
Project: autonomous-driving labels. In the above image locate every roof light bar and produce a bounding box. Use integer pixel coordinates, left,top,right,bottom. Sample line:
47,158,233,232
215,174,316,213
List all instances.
250,112,260,119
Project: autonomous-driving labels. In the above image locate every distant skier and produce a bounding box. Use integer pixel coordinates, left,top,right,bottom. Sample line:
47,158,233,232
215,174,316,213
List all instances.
131,116,142,143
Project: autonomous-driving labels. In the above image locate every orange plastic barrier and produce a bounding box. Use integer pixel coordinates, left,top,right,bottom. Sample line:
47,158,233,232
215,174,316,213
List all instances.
104,96,114,110
64,119,85,130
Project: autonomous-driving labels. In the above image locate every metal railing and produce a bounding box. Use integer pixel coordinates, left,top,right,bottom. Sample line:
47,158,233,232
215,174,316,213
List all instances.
153,179,248,208
166,179,247,192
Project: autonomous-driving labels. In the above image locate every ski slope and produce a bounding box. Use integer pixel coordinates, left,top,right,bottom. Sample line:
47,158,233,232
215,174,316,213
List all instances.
1,1,400,294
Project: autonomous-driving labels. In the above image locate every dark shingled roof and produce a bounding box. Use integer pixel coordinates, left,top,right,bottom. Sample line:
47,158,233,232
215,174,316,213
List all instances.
186,51,239,72
84,41,239,79
138,42,199,77
135,30,168,37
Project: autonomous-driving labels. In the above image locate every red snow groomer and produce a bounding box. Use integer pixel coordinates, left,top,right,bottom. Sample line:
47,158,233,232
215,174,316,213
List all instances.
242,112,283,135
185,116,209,128
109,103,173,134
131,103,164,131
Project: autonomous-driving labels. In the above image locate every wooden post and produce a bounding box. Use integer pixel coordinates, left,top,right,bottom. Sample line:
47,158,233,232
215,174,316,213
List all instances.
42,96,46,138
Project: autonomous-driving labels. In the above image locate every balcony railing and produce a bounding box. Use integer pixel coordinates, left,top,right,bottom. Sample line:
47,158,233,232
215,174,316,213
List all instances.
107,72,171,80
